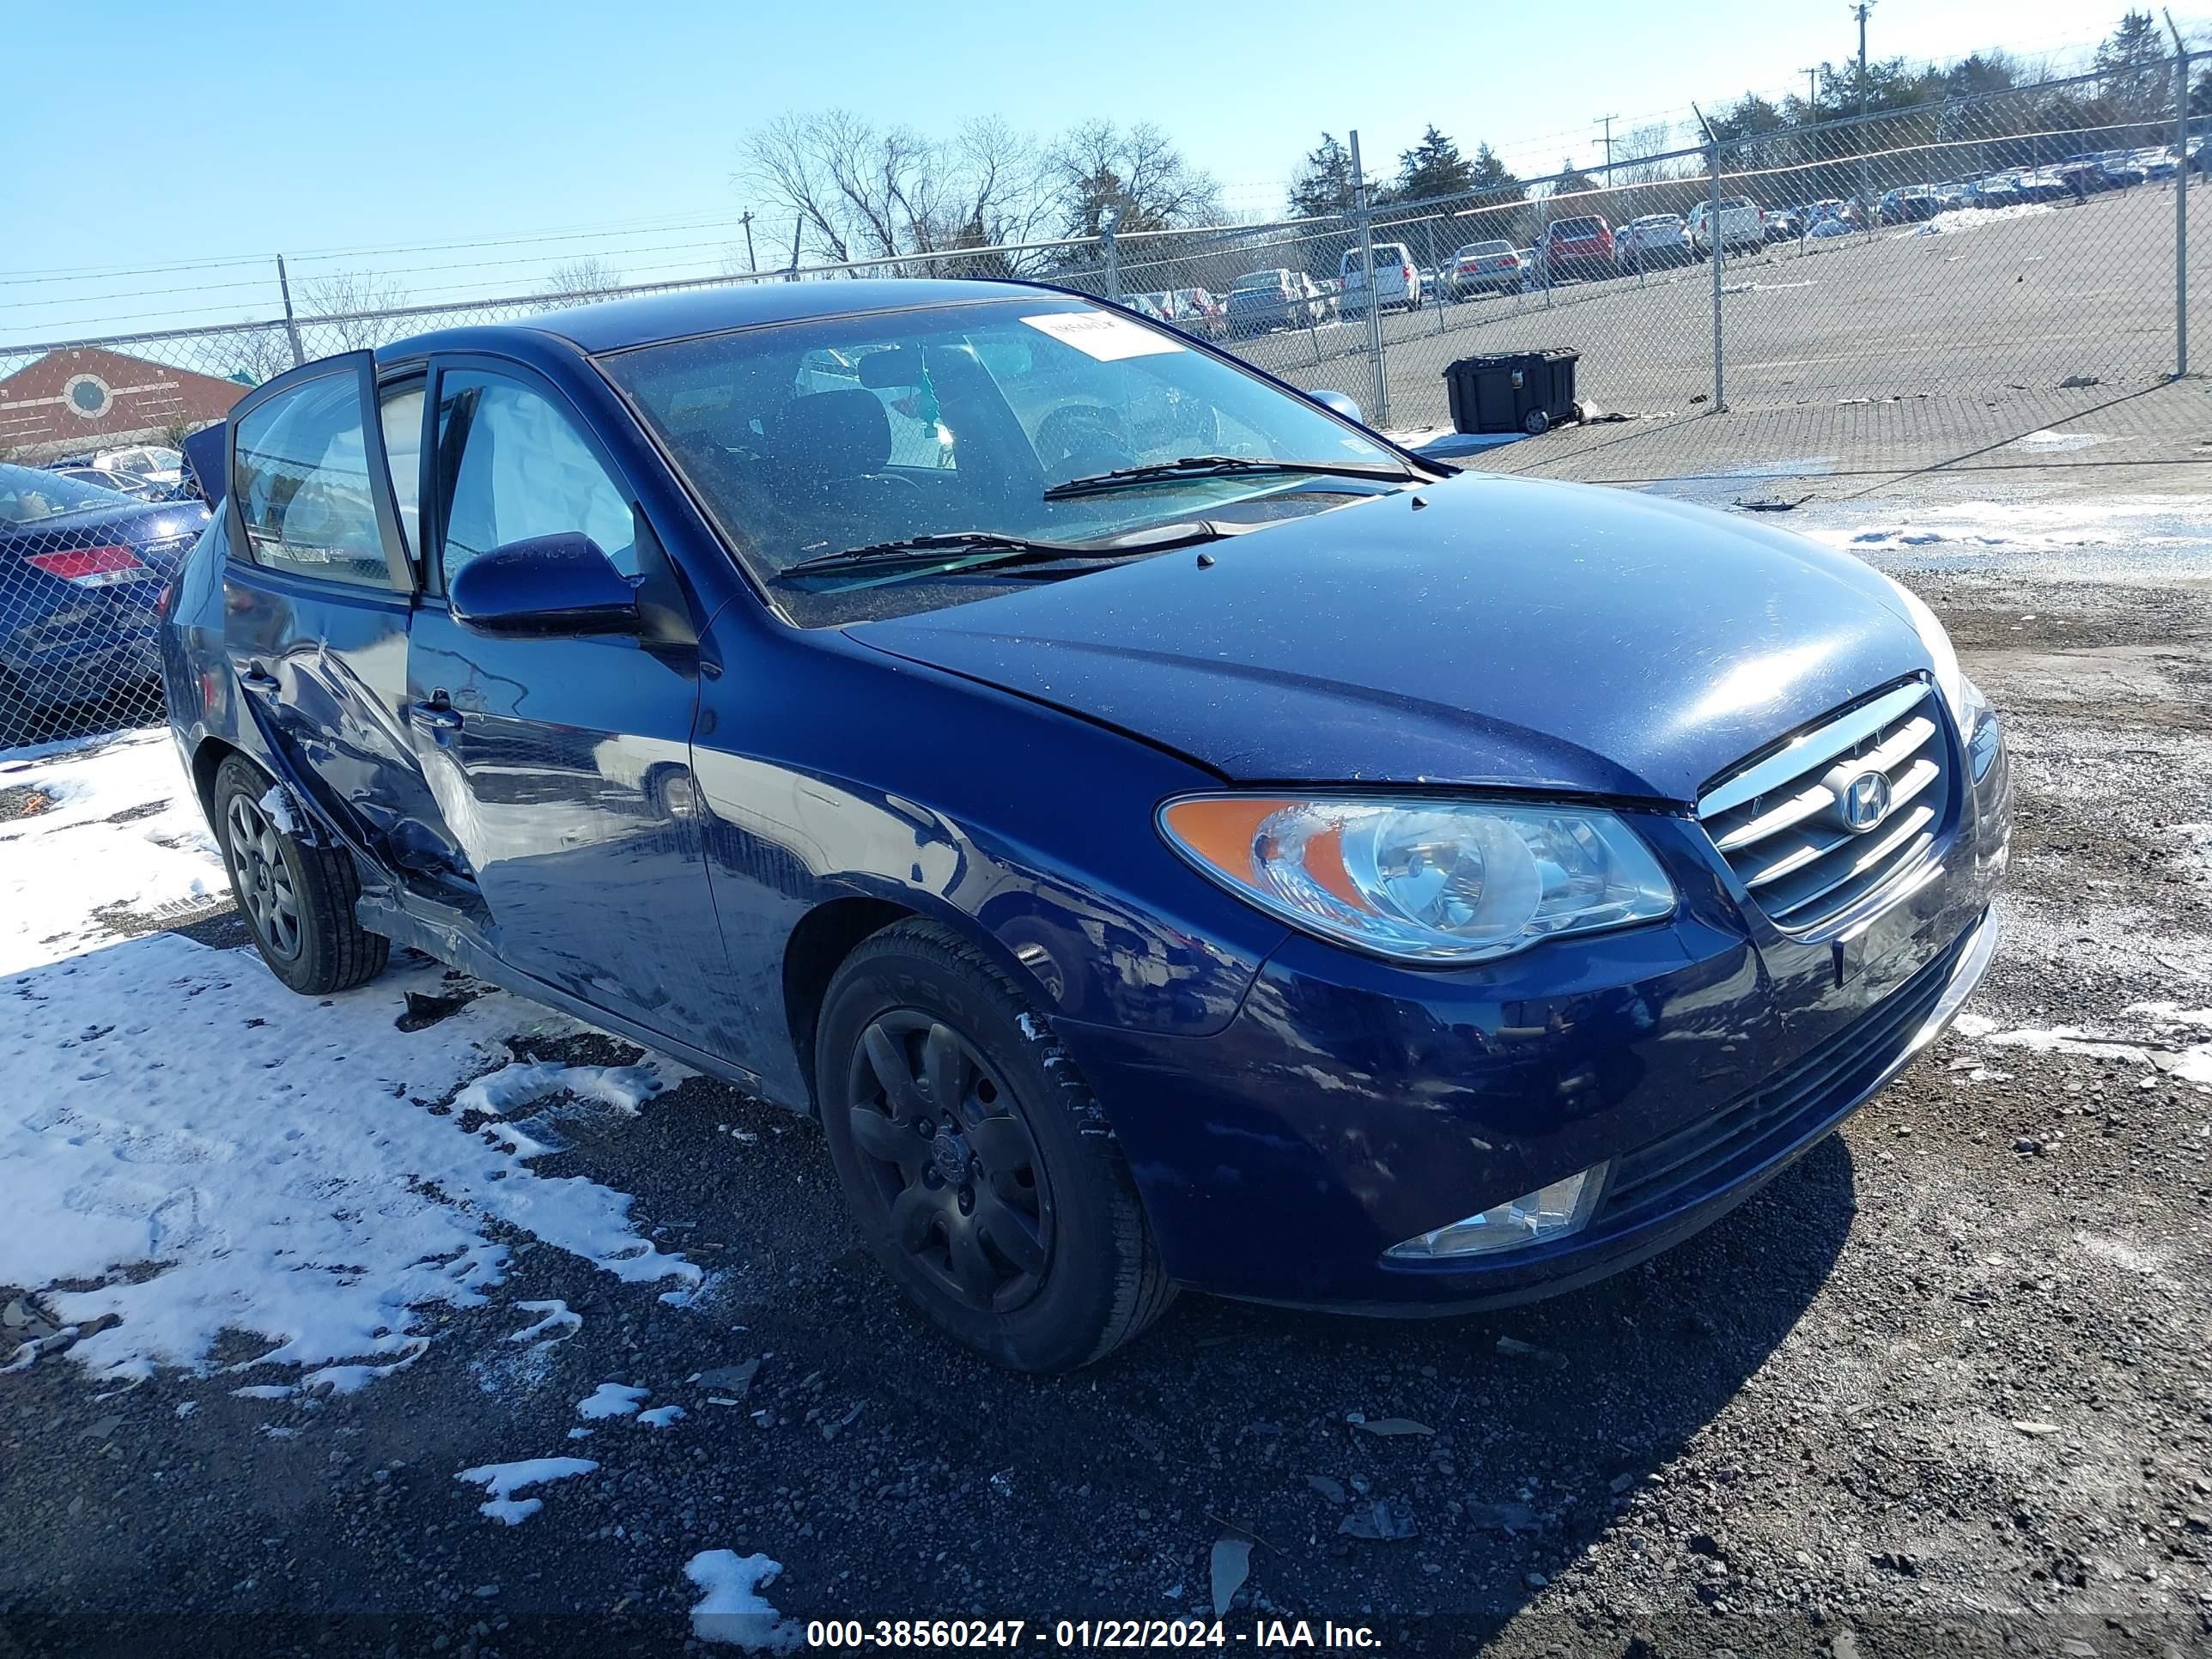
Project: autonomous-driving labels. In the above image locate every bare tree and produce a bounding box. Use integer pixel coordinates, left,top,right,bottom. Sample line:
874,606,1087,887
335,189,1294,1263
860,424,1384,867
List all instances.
225,325,301,386
539,257,625,301
297,270,413,352
1048,120,1222,237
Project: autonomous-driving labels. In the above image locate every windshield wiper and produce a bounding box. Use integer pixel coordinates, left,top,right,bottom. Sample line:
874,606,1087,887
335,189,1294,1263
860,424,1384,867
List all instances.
1042,454,1418,501
778,525,1218,582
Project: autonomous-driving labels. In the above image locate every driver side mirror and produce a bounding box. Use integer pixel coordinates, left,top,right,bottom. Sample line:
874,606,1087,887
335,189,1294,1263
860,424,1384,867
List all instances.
1308,389,1364,426
448,532,641,637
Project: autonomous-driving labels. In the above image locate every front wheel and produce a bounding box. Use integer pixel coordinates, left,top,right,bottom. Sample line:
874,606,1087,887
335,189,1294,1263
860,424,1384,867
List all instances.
816,921,1174,1371
211,754,388,995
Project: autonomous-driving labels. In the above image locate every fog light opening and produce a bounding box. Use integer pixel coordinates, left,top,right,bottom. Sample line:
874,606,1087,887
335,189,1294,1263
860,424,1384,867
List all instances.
1383,1163,1611,1261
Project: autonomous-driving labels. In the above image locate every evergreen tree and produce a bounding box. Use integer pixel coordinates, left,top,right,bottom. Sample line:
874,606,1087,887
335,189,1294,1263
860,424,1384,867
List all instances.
1394,125,1476,203
2094,9,2170,120
1288,133,1358,218
1468,143,1522,199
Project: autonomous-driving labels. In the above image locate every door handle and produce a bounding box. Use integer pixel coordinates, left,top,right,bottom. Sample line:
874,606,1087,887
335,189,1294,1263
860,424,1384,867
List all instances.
409,697,463,735
240,665,280,696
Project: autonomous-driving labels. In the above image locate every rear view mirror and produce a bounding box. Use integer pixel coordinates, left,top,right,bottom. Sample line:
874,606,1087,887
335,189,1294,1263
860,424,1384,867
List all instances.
1309,389,1364,426
448,532,641,636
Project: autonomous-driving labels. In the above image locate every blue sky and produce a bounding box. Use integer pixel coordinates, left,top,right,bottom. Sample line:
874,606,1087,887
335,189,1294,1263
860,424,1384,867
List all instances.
0,0,2187,339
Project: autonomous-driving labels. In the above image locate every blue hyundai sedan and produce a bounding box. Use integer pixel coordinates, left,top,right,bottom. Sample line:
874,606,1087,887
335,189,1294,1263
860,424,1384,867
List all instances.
161,280,2008,1370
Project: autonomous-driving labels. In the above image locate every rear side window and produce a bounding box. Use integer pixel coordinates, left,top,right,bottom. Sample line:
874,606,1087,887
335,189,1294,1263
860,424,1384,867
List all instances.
232,371,396,588
434,371,636,592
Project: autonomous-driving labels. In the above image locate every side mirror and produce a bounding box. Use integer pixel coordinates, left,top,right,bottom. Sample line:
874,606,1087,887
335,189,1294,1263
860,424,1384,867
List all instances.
1308,389,1364,426
448,532,641,636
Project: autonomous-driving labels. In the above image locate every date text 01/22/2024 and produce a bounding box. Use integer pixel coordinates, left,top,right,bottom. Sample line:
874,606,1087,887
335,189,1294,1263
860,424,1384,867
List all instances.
801,1619,1384,1649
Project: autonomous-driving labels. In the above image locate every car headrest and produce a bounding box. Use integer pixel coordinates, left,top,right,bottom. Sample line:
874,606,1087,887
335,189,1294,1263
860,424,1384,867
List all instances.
769,389,892,480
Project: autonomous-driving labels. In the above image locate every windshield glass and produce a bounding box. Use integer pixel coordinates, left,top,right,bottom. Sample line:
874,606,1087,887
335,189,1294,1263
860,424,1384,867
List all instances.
604,296,1408,624
0,462,135,526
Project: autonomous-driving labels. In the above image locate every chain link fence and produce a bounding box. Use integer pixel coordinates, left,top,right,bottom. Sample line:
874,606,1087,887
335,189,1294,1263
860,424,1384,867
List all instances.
3,56,2203,747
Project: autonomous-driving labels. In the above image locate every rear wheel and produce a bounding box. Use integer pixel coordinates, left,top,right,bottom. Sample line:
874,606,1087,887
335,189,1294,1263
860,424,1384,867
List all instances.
817,921,1173,1371
211,754,387,995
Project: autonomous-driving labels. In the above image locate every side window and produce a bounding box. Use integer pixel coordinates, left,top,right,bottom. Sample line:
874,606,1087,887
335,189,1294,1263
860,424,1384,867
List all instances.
232,370,396,588
434,371,636,592
380,382,424,564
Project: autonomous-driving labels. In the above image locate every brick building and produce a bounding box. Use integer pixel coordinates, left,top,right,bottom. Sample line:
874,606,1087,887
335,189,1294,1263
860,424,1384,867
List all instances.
0,346,249,460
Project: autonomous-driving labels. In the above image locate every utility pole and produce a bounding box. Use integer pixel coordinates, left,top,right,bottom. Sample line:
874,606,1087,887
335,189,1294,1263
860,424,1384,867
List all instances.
1596,113,1618,186
1348,129,1389,428
275,255,304,368
739,210,757,274
1800,67,1819,119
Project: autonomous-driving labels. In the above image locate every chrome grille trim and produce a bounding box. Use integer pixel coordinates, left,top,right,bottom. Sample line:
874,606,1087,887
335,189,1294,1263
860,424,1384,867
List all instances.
1698,682,1954,933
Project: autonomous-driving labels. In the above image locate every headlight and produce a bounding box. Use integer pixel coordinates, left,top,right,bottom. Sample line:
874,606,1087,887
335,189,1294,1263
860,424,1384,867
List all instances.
1879,573,1966,723
1158,794,1676,964
1958,672,2002,782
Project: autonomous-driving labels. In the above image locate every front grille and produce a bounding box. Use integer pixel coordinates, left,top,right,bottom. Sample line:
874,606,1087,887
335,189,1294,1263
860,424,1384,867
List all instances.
1698,681,1953,933
1592,921,1968,1231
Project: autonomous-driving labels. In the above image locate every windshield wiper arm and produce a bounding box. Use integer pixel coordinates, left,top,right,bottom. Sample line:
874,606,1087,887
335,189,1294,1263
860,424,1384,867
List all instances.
778,526,1214,582
1042,454,1418,501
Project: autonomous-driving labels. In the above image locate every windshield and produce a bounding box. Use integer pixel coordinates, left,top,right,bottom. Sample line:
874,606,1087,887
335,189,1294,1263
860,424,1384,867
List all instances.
0,462,135,526
603,296,1410,624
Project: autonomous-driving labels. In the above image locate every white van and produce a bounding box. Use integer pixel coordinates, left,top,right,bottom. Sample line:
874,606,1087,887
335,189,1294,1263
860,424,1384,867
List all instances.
1340,241,1422,313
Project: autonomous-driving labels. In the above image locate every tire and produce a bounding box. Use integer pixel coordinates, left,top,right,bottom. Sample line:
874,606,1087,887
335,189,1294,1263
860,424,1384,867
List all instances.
816,920,1174,1371
1522,409,1551,435
211,753,388,995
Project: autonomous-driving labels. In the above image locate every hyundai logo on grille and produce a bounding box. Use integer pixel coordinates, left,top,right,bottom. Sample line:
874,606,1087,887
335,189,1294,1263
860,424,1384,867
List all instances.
1840,769,1893,833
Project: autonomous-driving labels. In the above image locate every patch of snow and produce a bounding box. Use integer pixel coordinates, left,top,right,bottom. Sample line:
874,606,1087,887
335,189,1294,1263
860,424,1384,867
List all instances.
256,784,301,837
567,1426,594,1441
454,1058,688,1119
230,1384,296,1401
0,732,222,975
578,1382,651,1420
686,1551,803,1650
637,1405,687,1429
0,932,696,1393
456,1456,598,1526
2007,429,2110,453
1893,203,2056,237
174,1401,198,1419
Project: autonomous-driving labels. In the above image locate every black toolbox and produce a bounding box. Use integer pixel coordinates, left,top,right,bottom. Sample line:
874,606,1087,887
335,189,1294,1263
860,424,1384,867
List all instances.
1443,348,1580,435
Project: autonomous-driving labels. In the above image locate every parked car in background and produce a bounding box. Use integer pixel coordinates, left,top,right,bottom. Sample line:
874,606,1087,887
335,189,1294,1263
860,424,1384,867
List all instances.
49,444,185,489
1686,197,1765,258
47,465,189,502
1442,240,1524,297
1537,216,1613,283
1616,214,1690,270
1165,288,1228,337
1,462,210,743
1878,187,1939,224
1225,268,1327,335
2092,151,2147,187
1764,205,1805,240
162,278,2008,1370
1339,241,1423,314
2132,147,2177,181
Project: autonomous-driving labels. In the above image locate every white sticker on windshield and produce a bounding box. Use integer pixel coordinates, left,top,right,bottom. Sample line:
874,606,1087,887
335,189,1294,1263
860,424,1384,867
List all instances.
1019,311,1187,361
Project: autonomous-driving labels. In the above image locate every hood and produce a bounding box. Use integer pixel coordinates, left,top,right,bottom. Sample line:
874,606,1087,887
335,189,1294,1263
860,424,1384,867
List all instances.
848,473,1930,804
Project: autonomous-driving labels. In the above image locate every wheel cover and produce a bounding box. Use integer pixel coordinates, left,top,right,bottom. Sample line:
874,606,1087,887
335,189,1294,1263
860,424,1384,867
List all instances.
225,792,301,962
844,1012,1054,1314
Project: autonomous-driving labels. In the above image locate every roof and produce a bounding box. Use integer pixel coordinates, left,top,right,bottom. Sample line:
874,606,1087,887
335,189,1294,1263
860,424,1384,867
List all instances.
384,277,1059,362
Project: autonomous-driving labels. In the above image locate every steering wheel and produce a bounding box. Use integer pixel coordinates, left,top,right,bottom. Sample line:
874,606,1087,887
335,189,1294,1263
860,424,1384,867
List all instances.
1036,404,1135,481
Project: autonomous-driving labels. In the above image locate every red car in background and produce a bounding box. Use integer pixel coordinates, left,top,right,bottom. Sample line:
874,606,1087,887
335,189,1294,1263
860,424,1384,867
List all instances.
1539,216,1614,284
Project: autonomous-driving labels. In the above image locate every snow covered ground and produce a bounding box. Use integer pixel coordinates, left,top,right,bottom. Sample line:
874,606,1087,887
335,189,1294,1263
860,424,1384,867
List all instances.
0,733,700,1395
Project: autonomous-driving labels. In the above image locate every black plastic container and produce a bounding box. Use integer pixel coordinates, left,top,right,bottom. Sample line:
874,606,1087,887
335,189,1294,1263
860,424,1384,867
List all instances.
1443,348,1580,435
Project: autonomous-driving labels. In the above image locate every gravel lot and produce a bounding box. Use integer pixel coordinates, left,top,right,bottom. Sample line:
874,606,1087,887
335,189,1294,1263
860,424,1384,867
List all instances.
1232,184,2212,478
3,472,2211,1658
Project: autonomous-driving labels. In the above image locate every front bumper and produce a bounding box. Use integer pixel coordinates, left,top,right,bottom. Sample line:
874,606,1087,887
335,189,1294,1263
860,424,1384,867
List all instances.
1055,716,2009,1310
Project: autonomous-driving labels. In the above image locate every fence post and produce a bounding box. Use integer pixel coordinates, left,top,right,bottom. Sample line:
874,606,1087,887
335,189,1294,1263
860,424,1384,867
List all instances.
276,256,304,368
1100,211,1121,303
1705,129,1726,412
1349,130,1389,427
2174,38,2191,377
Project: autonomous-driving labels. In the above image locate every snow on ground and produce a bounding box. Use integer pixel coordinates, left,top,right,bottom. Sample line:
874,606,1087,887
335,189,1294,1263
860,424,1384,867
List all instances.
637,1404,686,1428
1892,202,2057,238
577,1382,651,1419
0,732,222,975
0,733,706,1394
455,1456,599,1526
1790,495,2212,582
685,1551,802,1650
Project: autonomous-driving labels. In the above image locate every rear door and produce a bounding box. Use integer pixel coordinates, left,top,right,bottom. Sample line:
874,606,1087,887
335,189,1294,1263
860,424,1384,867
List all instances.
222,353,479,907
402,355,738,1047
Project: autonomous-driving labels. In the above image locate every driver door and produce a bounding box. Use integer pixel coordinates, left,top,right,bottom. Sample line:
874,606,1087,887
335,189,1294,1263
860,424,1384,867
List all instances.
402,356,742,1048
